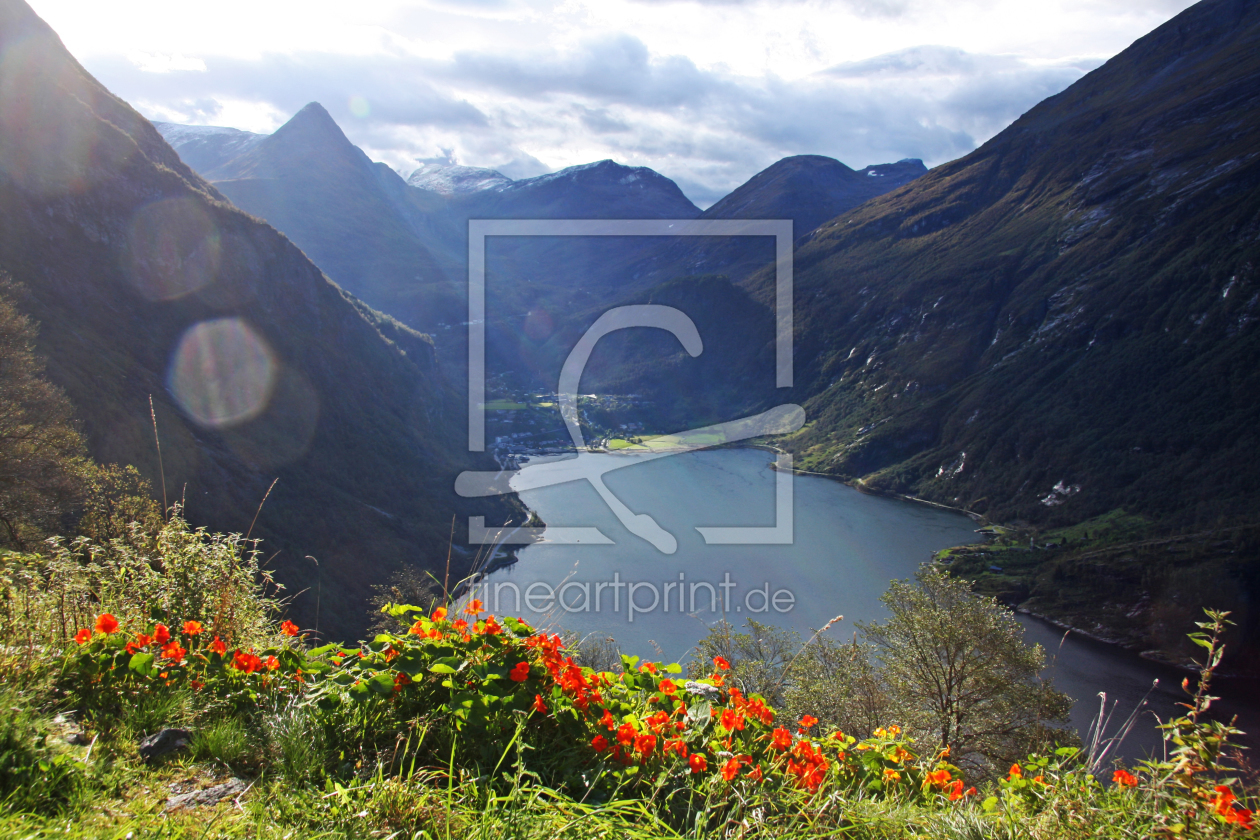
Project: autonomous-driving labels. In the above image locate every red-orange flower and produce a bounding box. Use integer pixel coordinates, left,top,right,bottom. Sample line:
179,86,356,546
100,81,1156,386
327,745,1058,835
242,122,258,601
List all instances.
748,764,764,782
664,738,688,757
408,620,425,636
161,642,186,661
264,655,279,671
208,635,227,655
591,734,609,752
720,708,745,731
639,662,657,674
926,769,952,788
798,714,819,733
713,655,730,671
482,615,503,635
74,628,91,644
464,599,484,615
432,606,448,621
946,780,964,801
152,624,171,645
771,727,793,750
599,709,616,730
182,620,203,636
95,614,119,634
658,678,677,695
616,723,636,745
634,732,657,755
280,620,300,637
231,650,263,673
532,693,547,714
689,753,708,773
510,661,530,682
721,757,743,781
452,619,468,632
1008,764,1023,780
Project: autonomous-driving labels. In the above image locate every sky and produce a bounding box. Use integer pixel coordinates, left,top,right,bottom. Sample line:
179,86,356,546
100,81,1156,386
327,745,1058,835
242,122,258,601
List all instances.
30,0,1197,207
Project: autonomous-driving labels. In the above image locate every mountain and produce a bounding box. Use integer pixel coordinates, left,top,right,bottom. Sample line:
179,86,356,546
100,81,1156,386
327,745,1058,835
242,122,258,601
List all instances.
407,163,511,195
152,122,264,174
629,155,927,290
178,102,468,330
695,0,1260,661
0,0,516,639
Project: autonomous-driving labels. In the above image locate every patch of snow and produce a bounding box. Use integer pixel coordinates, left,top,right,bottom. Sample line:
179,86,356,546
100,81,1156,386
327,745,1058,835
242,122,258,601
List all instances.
407,164,512,195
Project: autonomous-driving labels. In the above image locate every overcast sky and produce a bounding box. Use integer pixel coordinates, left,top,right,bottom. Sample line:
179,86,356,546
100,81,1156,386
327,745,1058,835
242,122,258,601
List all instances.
30,0,1196,207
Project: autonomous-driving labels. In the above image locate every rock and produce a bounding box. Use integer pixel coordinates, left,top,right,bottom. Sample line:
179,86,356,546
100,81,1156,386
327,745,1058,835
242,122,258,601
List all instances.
163,778,249,812
138,728,193,763
64,731,91,746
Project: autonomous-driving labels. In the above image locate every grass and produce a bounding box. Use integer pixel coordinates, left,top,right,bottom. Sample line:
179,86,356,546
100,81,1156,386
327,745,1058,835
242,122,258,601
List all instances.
483,400,527,410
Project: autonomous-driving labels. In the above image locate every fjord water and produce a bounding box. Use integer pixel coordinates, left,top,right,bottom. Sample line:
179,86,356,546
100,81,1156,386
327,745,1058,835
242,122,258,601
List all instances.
482,447,1258,762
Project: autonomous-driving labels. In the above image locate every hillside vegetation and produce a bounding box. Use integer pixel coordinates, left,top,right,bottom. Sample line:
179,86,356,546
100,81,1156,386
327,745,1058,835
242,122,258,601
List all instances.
0,515,1255,838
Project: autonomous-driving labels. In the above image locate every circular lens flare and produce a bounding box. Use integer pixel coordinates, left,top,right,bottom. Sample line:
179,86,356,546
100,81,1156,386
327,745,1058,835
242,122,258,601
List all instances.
125,197,222,301
168,318,277,429
348,95,370,118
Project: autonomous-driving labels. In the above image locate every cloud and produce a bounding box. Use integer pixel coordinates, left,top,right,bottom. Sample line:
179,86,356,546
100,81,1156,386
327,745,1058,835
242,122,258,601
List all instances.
85,34,1097,207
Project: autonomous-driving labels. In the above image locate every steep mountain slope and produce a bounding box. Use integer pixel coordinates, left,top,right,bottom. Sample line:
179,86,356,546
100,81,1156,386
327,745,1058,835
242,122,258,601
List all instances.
190,103,468,329
699,0,1260,663
770,0,1260,528
0,0,514,639
632,156,927,288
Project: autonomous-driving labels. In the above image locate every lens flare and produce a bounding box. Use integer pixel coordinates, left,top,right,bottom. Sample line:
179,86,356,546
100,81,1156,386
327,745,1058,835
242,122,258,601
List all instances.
125,197,222,301
0,35,133,197
348,95,370,118
168,318,277,429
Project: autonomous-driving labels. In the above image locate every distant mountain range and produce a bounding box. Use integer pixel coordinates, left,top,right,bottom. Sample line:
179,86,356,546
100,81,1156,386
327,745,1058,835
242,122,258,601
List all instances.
0,0,516,640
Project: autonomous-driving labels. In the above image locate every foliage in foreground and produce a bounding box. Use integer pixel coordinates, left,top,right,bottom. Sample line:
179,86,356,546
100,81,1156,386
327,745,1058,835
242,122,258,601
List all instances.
0,516,1254,838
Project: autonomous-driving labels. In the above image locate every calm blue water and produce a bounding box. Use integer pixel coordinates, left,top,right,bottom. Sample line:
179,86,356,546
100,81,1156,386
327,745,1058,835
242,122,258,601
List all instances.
479,447,1258,762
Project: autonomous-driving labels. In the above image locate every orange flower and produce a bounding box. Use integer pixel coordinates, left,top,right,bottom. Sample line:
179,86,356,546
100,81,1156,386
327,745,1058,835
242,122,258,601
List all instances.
464,599,484,615
599,709,616,730
182,620,203,636
798,715,819,732
280,620,300,637
1008,764,1023,780
926,769,952,788
946,780,964,801
393,673,412,692
231,650,262,673
408,620,425,635
720,709,745,731
657,678,677,695
431,607,448,621
689,753,708,773
95,614,119,634
748,764,764,782
664,738,688,757
452,619,468,632
713,655,731,671
161,642,186,661
483,615,502,635
510,661,530,682
639,662,658,674
153,624,171,645
591,734,609,752
74,628,91,644
721,757,743,781
189,678,204,690
1212,785,1236,816
208,635,227,655
616,723,636,745
884,768,901,782
771,727,793,750
1226,806,1254,829
264,655,279,670
532,693,547,714
634,733,657,755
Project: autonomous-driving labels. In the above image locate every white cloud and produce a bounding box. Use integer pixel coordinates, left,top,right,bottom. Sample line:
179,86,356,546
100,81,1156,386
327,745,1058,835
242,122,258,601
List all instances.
26,0,1197,206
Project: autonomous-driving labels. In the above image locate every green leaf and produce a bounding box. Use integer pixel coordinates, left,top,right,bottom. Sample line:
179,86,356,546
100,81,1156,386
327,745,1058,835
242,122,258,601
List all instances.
128,652,156,677
664,663,682,674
